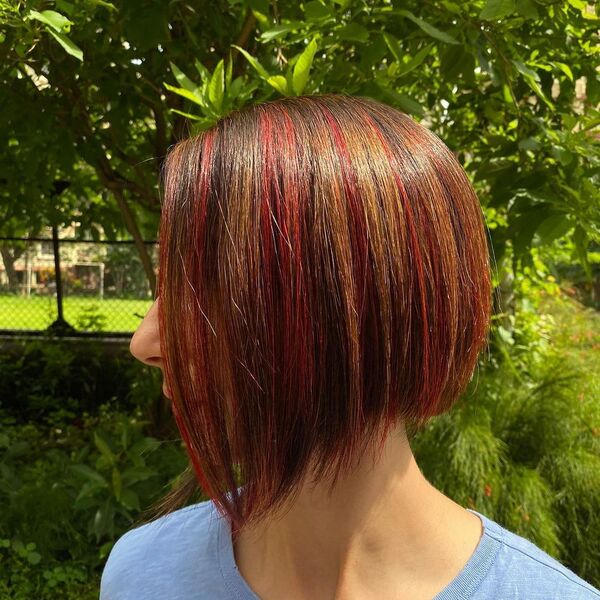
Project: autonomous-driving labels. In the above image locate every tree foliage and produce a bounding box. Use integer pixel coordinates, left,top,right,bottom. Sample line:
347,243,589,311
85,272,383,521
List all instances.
1,0,599,293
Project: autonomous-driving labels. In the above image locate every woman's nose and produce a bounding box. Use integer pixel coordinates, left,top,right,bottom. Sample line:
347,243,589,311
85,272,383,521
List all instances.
129,299,163,368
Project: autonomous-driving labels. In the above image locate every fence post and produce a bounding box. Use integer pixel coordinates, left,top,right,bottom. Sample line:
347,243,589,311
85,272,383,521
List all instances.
47,225,75,334
25,248,32,297
53,225,64,322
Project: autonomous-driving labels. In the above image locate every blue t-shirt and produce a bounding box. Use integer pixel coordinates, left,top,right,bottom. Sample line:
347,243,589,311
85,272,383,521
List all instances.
100,499,600,599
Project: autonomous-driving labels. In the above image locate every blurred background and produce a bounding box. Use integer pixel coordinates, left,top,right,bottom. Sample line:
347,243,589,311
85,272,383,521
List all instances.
0,0,599,597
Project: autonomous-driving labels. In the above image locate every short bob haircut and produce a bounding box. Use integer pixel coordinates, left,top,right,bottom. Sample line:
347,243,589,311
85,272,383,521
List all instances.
155,93,492,538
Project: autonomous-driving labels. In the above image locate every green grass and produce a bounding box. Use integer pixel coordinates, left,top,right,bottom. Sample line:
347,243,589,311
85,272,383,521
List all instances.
0,294,152,332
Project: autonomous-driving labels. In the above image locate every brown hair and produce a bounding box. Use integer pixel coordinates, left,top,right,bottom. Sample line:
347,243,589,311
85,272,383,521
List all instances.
150,93,492,537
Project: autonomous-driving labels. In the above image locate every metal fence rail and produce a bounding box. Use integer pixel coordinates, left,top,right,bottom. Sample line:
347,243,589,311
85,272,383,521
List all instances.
0,230,157,336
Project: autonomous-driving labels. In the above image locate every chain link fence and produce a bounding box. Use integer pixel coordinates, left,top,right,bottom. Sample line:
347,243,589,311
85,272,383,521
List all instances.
0,232,157,336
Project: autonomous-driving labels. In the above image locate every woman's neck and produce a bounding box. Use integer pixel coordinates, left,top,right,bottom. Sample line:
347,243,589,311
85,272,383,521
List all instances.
232,424,483,600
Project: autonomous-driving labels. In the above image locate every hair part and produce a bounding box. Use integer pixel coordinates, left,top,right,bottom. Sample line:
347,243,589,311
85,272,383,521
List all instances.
147,93,492,537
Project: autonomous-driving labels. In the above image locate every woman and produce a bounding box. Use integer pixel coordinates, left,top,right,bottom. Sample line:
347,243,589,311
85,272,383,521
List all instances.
100,94,599,599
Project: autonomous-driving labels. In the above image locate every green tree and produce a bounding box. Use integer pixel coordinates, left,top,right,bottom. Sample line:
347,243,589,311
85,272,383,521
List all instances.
164,0,600,298
1,0,259,293
2,0,598,299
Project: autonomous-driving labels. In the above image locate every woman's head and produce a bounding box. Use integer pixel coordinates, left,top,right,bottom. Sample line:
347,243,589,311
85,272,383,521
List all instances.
132,93,492,534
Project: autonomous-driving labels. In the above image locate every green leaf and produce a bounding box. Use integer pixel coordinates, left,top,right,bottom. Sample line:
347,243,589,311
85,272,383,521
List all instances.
392,93,423,116
208,59,225,111
194,59,210,81
121,466,157,485
267,75,289,95
46,28,83,61
112,467,122,501
292,37,319,95
383,32,403,62
377,84,424,117
303,1,331,21
99,541,114,560
250,8,270,26
259,22,302,42
75,480,106,504
169,63,198,93
440,44,476,84
169,108,204,121
395,10,459,45
86,0,117,9
479,0,517,20
518,137,541,152
513,60,538,80
536,214,572,244
130,437,161,455
336,23,369,43
87,0,117,10
552,62,574,82
513,60,553,109
259,26,290,43
27,9,72,33
70,464,108,486
550,145,574,165
120,489,141,511
523,75,549,104
516,0,539,19
191,120,218,135
397,43,435,77
229,76,244,97
94,431,116,464
225,55,233,87
163,82,204,106
93,499,115,541
231,45,270,80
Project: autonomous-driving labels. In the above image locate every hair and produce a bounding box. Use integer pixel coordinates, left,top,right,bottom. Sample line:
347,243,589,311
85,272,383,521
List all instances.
149,93,492,538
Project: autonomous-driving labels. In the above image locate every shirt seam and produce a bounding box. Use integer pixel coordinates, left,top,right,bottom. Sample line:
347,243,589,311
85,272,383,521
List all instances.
218,554,245,600
126,501,210,535
215,506,248,600
477,513,598,596
460,532,504,600
498,539,600,597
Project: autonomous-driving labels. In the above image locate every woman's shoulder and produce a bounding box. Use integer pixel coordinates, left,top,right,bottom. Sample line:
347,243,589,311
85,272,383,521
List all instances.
99,499,224,600
470,509,600,600
105,500,216,554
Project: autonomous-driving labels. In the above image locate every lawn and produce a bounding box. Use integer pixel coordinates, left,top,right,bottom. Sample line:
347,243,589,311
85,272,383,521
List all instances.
0,294,153,333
